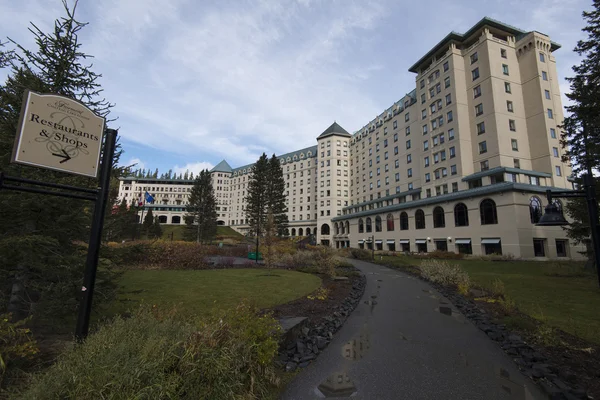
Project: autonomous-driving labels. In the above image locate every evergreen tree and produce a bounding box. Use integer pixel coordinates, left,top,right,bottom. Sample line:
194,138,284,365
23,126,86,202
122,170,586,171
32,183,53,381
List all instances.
152,216,163,239
178,172,183,180
245,154,270,238
142,208,154,237
0,0,119,322
183,170,189,180
153,168,158,178
189,171,194,180
185,170,217,243
167,169,173,179
267,154,289,236
561,2,600,245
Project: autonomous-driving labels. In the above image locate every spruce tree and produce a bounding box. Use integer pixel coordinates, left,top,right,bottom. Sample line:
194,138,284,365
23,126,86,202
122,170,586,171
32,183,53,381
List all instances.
153,168,158,178
152,216,163,239
185,170,217,243
245,154,270,238
561,1,600,245
0,0,119,322
142,208,154,237
267,154,289,236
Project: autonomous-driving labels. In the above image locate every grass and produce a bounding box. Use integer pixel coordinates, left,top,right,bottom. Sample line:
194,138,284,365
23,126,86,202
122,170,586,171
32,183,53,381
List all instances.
160,225,244,241
105,268,321,318
375,254,600,344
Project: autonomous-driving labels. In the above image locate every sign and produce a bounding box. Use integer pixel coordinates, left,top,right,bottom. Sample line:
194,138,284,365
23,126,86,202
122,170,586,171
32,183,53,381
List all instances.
12,91,105,178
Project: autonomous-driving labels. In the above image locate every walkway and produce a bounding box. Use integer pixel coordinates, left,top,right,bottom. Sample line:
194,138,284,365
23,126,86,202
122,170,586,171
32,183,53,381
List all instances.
280,259,545,400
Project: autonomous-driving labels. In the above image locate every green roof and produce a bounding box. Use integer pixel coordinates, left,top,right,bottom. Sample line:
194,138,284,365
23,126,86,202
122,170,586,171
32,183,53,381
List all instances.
331,182,572,221
317,122,351,139
408,17,561,73
231,145,318,175
461,166,552,182
210,160,233,173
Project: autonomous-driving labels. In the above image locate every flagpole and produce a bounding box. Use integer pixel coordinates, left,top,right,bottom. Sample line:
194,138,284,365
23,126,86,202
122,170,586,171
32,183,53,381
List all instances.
138,191,145,240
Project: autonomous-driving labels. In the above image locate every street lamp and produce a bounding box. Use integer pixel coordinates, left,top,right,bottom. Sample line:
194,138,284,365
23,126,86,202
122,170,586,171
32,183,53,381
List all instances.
536,173,600,287
364,236,375,260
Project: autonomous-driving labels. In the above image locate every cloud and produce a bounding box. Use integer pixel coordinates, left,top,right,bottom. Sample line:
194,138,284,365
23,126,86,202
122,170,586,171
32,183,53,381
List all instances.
173,162,214,176
122,157,145,170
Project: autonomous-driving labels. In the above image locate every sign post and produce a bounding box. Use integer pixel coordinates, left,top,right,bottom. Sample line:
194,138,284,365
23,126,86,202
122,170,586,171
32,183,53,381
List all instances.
0,90,115,340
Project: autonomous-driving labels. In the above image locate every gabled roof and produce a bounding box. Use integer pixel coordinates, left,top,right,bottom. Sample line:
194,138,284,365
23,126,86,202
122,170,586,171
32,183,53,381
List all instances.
210,160,232,173
317,122,351,139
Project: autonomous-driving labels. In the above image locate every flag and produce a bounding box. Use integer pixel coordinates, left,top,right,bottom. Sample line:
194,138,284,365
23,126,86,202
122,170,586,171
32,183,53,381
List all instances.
137,191,143,207
145,191,154,204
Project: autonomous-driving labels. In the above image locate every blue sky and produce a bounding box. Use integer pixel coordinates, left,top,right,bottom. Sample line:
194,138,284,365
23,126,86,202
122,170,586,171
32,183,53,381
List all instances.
0,0,591,175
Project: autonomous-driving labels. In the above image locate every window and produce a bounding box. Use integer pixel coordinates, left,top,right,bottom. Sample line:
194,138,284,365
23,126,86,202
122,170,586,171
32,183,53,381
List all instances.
501,48,507,58
395,173,400,182
425,173,431,182
406,126,411,136
366,217,372,233
481,160,489,171
545,90,551,100
552,147,559,157
473,85,481,98
542,71,548,81
507,100,513,112
477,122,485,135
436,83,441,94
514,158,520,168
375,216,382,232
444,77,451,88
400,212,409,230
511,139,518,151
448,128,455,140
421,93,426,104
407,168,412,177
454,203,469,226
445,94,452,105
547,109,554,119
470,52,478,64
480,199,498,225
509,119,516,131
420,79,425,89
505,82,511,93
422,109,427,119
424,156,430,167
539,52,545,62
556,166,562,176
479,141,487,154
393,120,398,129
556,239,568,257
443,61,449,72
475,103,483,116
406,140,411,149
430,88,435,98
432,119,438,130
426,188,431,197
452,182,458,192
502,64,509,75
550,128,556,139
472,68,480,80
405,112,410,122
415,209,426,229
433,206,445,228
451,164,457,175
529,196,542,224
449,146,456,158
530,176,540,185
533,239,546,257
423,125,428,135
386,213,394,231
407,154,412,164
447,111,453,122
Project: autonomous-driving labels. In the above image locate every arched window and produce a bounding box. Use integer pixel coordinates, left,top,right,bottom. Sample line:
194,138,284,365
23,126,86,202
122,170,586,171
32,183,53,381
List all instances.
553,199,564,215
321,224,330,235
400,212,409,230
298,228,303,236
339,222,344,234
158,215,167,223
386,213,394,231
454,203,469,227
358,219,364,233
366,217,372,233
529,196,542,224
415,209,426,229
345,221,350,234
433,206,445,228
172,216,181,224
480,199,498,225
334,223,339,235
375,216,382,232
291,228,296,236
306,227,311,235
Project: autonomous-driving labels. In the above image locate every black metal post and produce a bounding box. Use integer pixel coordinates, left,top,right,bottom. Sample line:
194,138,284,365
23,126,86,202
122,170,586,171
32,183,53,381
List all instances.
255,220,259,264
75,129,117,340
582,173,600,287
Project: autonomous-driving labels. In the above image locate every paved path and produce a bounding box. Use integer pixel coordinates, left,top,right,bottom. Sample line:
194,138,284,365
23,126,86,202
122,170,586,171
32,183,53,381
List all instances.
280,259,545,400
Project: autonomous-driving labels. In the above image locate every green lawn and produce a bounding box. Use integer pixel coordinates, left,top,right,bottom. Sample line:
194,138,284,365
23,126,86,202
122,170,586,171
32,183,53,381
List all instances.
376,255,600,344
106,268,321,318
160,225,243,241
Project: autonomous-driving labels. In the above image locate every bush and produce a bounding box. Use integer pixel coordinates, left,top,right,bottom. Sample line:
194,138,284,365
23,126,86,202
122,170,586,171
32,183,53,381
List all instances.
0,314,38,388
414,250,465,260
419,259,470,291
350,248,372,261
20,304,280,400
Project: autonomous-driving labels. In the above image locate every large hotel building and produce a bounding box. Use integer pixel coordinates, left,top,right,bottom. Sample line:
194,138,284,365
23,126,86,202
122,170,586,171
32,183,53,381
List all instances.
118,17,585,260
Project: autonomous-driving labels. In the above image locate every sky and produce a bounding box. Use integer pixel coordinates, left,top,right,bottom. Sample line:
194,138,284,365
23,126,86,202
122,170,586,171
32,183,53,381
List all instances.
0,0,592,176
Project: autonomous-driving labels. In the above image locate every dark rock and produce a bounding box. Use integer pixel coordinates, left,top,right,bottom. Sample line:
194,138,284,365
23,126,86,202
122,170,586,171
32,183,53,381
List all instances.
296,341,306,355
559,369,577,384
302,327,310,337
487,331,502,341
506,347,518,356
299,361,310,368
317,336,328,350
508,334,522,342
285,362,298,372
532,369,545,379
300,354,316,362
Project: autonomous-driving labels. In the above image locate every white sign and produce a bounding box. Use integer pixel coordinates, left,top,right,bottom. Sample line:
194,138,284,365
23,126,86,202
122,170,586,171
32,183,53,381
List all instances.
11,91,105,178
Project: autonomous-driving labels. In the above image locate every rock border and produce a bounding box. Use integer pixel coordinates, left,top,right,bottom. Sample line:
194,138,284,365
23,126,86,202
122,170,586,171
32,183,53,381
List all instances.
277,274,367,372
396,265,589,400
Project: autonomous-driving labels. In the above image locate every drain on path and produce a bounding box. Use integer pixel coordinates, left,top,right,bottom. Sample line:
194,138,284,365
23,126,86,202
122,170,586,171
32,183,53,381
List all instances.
317,372,357,397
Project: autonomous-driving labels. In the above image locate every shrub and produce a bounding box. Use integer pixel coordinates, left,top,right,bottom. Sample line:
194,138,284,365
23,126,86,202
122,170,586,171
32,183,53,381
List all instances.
350,248,372,261
419,259,470,290
20,304,280,400
490,278,506,298
414,250,465,260
0,315,38,388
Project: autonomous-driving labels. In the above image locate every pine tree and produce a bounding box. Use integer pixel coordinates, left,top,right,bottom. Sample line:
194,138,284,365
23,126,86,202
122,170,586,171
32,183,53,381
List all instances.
153,168,158,178
167,169,173,179
185,170,217,243
152,216,163,239
143,208,154,237
561,2,600,245
245,154,270,239
189,171,194,180
0,0,119,322
184,170,189,180
267,154,289,236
